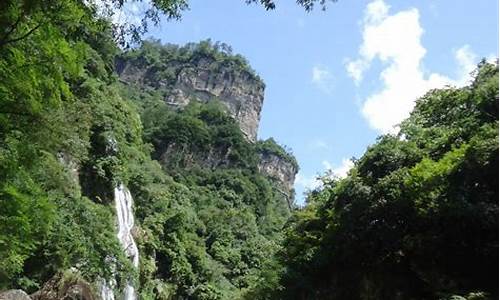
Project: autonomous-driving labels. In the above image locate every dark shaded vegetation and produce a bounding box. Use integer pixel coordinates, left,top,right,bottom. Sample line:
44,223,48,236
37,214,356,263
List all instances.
251,61,499,300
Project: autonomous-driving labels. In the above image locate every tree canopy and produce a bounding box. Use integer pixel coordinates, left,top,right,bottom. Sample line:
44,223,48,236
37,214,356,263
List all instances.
253,61,499,300
0,5,295,297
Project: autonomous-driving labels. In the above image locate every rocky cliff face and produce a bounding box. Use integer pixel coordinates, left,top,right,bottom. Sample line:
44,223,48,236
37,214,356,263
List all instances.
116,52,265,142
258,152,298,208
167,59,264,142
117,41,298,204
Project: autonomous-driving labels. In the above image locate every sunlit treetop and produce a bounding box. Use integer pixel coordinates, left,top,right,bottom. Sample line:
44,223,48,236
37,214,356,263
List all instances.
93,0,336,46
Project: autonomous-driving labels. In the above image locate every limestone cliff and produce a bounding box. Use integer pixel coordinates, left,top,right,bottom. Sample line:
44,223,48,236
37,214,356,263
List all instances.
116,41,265,142
167,60,264,142
117,41,298,203
258,152,297,204
257,139,299,207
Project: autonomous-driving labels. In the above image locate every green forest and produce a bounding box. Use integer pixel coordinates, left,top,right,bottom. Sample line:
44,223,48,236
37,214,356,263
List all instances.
0,0,498,300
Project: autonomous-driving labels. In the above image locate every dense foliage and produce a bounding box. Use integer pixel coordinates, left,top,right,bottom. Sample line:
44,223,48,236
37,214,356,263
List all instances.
129,99,292,299
255,61,499,300
0,0,497,299
0,1,293,298
0,0,135,292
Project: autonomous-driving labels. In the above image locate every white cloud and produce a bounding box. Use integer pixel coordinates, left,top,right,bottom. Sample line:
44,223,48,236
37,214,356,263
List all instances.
346,0,480,134
295,158,354,205
346,60,368,85
454,45,478,85
364,0,389,24
323,158,354,179
312,65,335,94
486,54,498,64
296,158,354,190
322,160,333,170
295,172,322,191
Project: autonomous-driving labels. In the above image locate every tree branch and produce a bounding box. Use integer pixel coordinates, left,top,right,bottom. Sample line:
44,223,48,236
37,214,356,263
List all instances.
0,15,23,45
0,23,42,47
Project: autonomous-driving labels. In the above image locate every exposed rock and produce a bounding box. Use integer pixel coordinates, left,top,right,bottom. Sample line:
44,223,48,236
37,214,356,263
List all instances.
158,142,234,170
117,51,265,142
57,152,80,185
31,271,95,300
0,290,31,300
168,62,264,142
157,141,299,207
258,152,298,208
117,41,299,205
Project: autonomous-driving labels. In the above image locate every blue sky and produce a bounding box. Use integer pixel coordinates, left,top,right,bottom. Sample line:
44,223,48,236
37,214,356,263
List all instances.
139,0,498,204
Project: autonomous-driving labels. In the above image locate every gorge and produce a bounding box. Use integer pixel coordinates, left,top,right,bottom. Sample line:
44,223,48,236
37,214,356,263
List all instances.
0,38,300,299
0,1,497,299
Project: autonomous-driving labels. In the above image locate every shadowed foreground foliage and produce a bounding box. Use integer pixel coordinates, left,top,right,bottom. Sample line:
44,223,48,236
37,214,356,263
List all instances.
249,61,499,300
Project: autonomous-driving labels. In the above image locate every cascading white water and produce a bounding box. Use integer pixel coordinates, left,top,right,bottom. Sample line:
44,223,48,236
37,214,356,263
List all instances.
100,279,115,300
100,184,139,300
115,184,139,300
114,184,140,270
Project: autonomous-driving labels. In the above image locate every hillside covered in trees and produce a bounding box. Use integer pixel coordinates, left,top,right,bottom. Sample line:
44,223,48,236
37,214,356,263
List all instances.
0,6,296,299
251,61,499,300
0,0,498,300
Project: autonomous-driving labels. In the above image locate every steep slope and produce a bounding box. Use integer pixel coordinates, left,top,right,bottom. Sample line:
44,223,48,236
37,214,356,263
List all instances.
114,41,299,298
116,40,264,142
256,138,299,209
117,40,298,202
0,25,298,300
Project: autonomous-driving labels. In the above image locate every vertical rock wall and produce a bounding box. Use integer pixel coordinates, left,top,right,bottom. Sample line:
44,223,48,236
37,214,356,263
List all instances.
258,152,298,208
117,56,265,142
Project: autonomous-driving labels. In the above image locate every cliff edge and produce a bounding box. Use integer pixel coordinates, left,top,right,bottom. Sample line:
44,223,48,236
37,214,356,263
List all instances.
116,40,264,142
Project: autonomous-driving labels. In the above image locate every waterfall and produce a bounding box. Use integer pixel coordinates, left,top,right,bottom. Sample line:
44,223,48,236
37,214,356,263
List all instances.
100,184,139,300
115,184,139,300
100,279,115,300
114,184,140,270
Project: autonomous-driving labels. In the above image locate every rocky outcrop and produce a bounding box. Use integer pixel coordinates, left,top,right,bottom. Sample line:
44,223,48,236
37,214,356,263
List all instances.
117,53,265,142
30,271,95,300
0,271,96,300
166,60,264,142
159,143,229,169
258,152,298,208
0,290,31,300
117,42,298,205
